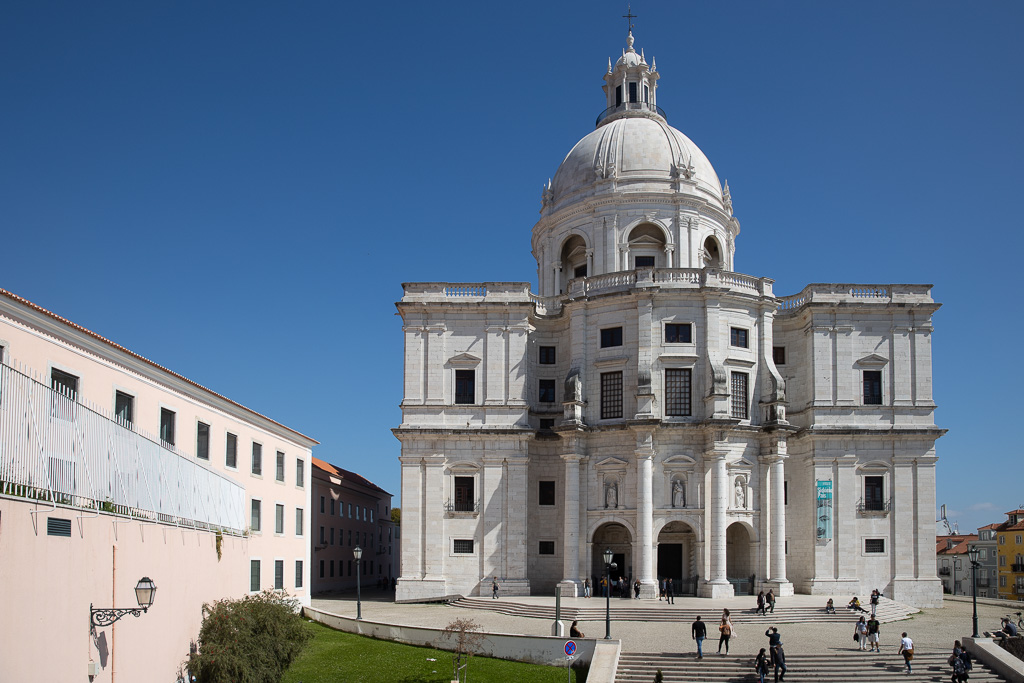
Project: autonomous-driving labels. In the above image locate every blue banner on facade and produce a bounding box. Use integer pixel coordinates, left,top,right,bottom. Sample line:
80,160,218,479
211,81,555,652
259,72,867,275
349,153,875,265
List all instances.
816,480,833,541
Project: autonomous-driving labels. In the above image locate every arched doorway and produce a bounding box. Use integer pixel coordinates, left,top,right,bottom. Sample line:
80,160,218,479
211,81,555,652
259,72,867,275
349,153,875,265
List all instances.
626,223,667,269
726,522,755,595
657,521,697,595
592,522,632,596
560,235,588,284
702,236,723,269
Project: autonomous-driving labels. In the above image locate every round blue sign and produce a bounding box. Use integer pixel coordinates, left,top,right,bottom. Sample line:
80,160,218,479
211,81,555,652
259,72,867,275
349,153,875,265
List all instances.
564,641,577,657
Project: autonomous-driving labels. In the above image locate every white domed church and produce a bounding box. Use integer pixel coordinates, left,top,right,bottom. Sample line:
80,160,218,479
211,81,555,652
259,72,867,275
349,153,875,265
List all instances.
395,32,943,607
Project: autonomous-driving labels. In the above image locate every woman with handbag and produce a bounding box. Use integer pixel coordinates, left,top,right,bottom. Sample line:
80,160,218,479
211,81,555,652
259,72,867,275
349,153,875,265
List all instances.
719,608,735,654
855,616,868,650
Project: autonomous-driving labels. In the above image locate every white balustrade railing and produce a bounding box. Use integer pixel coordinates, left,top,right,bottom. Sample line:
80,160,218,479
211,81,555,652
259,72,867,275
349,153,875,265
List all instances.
0,362,245,533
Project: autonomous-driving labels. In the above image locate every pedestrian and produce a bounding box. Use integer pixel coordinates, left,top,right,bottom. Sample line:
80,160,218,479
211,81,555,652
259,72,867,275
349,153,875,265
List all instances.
898,631,914,674
848,596,867,613
767,588,776,614
950,641,972,683
771,643,787,682
866,615,881,652
765,626,782,649
870,589,880,617
757,590,767,616
855,616,868,651
569,620,585,638
755,647,770,683
719,608,735,654
659,577,666,601
600,575,608,598
665,577,675,604
692,615,707,659
583,577,591,598
620,577,629,599
825,598,836,614
633,579,641,599
491,576,499,599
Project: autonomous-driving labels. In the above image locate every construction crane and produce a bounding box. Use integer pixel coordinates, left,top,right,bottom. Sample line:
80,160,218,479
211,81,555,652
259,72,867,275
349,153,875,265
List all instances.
937,504,959,535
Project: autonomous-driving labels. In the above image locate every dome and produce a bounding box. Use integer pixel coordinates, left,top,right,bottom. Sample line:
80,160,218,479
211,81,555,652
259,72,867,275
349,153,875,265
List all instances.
550,116,725,211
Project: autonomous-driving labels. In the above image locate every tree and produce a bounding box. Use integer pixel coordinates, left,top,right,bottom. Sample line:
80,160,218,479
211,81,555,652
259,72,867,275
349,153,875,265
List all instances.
440,618,485,683
391,507,401,525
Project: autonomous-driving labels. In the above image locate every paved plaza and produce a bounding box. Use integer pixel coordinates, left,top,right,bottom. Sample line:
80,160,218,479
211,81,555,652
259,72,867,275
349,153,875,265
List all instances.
312,592,1016,657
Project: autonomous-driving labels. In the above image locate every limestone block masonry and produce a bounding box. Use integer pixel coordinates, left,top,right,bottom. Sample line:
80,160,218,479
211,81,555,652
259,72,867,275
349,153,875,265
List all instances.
394,32,944,608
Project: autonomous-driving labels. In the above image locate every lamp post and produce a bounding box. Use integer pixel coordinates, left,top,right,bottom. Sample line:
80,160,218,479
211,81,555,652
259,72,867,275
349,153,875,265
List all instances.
90,577,157,632
603,547,616,640
968,545,980,638
354,545,363,620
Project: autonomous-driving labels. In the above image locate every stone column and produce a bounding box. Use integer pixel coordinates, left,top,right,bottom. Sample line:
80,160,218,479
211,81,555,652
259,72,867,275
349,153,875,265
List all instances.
635,450,657,596
765,450,794,596
700,450,733,598
558,454,581,596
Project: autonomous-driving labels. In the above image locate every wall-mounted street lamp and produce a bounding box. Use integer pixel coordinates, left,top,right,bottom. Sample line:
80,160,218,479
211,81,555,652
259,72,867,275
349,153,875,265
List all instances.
90,577,157,632
353,546,363,620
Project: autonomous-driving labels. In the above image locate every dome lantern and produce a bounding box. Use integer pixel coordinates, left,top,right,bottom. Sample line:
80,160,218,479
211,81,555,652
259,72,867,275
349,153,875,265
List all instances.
598,31,663,127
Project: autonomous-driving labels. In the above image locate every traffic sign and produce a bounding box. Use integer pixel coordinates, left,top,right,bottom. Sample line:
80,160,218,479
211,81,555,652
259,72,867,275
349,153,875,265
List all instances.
564,640,576,657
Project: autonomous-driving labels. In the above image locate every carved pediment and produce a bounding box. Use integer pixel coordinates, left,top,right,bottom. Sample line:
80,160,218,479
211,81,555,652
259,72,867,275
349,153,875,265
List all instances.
727,456,757,471
594,457,628,471
447,353,482,367
854,354,889,368
663,454,697,468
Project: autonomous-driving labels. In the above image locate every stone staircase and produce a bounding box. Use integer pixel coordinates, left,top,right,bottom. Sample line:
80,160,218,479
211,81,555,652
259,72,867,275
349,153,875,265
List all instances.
451,597,916,625
615,651,1008,682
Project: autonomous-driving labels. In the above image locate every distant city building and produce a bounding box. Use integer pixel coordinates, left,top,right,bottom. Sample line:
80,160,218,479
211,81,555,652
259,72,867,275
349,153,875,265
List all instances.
0,288,317,682
974,523,999,598
395,31,944,607
935,534,978,595
311,458,395,594
995,509,1024,601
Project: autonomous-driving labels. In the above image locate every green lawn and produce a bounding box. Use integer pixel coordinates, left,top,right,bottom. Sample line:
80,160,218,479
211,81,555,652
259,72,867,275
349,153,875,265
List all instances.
282,621,581,683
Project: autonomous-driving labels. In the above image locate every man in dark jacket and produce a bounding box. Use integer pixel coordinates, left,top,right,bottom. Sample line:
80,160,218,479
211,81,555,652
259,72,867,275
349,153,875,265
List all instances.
771,643,787,682
665,577,675,604
765,626,782,649
692,615,707,659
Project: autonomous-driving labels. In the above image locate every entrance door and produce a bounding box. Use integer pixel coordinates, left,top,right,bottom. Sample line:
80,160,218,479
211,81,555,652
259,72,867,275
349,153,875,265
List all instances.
657,543,683,583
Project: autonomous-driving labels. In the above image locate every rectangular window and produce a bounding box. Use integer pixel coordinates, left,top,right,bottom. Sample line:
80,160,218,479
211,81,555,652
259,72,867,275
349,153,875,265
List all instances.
295,560,303,589
730,372,748,419
319,560,324,578
730,327,749,348
574,264,588,278
664,323,692,344
1000,536,1006,545
226,433,237,468
453,539,474,554
196,422,210,460
863,370,882,405
864,476,884,510
865,538,886,554
51,368,79,399
348,503,352,518
320,496,325,514
330,560,335,577
1000,575,1006,587
628,81,638,103
454,370,475,404
454,476,474,512
600,327,623,348
1018,535,1023,545
539,346,556,364
634,255,655,268
114,391,134,427
348,529,352,546
330,528,335,545
539,541,555,555
319,526,325,544
784,480,788,505
773,346,786,365
615,85,622,107
539,418,555,430
539,481,555,506
538,379,556,403
665,368,692,417
275,504,284,534
274,560,284,590
296,458,304,487
601,371,623,419
980,549,987,560
295,508,304,536
250,560,260,591
276,451,285,482
159,408,175,446
251,442,262,475
250,499,261,532
330,499,335,516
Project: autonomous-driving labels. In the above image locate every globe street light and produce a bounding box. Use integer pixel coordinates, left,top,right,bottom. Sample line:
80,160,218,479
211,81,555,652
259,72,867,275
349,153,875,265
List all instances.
968,545,980,638
354,545,363,620
603,547,616,640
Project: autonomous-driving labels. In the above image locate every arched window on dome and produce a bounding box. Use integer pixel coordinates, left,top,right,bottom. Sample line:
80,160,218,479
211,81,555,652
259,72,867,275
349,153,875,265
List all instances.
627,223,667,270
702,236,724,270
559,235,588,292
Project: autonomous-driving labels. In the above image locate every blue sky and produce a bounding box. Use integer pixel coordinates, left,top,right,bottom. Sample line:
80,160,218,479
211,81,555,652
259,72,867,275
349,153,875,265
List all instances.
2,1,1021,535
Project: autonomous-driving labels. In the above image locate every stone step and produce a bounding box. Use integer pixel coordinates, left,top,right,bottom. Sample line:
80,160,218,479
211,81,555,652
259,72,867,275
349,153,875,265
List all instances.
615,652,1007,683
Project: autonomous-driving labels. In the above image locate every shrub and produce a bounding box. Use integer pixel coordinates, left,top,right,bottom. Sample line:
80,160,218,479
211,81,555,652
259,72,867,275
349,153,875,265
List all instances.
187,590,311,683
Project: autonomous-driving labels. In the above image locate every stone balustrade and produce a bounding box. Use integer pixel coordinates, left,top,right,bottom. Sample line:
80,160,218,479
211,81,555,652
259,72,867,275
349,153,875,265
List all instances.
776,283,934,313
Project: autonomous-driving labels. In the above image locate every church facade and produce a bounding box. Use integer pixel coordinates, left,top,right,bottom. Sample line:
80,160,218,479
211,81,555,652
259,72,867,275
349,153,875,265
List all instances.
395,33,943,607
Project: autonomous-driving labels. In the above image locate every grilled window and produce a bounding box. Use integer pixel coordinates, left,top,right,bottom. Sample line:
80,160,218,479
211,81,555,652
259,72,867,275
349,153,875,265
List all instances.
600,327,623,348
865,538,886,554
864,476,884,510
863,371,882,405
601,371,623,419
539,346,556,364
730,372,748,419
454,476,474,512
730,327,749,348
665,323,692,344
538,379,556,403
454,370,475,404
453,539,474,554
665,368,692,416
196,422,210,460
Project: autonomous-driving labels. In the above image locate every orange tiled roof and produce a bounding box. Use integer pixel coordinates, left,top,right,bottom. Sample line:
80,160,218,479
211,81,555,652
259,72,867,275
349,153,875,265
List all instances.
312,457,391,496
936,534,978,555
0,287,318,446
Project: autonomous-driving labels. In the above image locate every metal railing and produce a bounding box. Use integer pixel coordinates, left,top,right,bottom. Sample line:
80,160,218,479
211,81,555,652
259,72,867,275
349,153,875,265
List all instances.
939,567,951,576
0,361,246,533
1012,563,1024,572
596,101,667,126
445,499,480,514
857,498,891,514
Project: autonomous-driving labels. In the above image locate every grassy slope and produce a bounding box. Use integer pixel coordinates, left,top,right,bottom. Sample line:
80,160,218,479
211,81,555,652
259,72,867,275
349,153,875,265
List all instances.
283,621,579,683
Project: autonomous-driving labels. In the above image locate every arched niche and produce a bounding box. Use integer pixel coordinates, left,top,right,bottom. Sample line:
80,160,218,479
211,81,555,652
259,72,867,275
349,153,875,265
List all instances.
702,235,724,269
560,234,589,281
626,222,668,269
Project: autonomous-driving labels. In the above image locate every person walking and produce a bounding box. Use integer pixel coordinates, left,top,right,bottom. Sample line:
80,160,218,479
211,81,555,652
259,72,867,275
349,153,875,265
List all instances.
855,616,868,651
771,643,787,682
692,615,707,659
633,578,641,599
870,589,880,617
491,576,499,599
767,588,776,614
718,608,735,654
755,647,770,683
583,577,591,598
757,590,767,616
866,615,881,652
949,641,972,683
665,577,675,604
659,577,666,601
898,632,914,674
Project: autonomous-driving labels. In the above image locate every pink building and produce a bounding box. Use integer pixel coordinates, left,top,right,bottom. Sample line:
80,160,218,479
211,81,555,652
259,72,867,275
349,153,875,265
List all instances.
0,288,317,682
311,457,395,594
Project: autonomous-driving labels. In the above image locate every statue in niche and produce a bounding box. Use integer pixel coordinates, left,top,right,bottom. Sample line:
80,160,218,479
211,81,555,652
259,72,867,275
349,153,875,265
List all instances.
672,479,685,508
605,481,618,509
734,477,746,509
